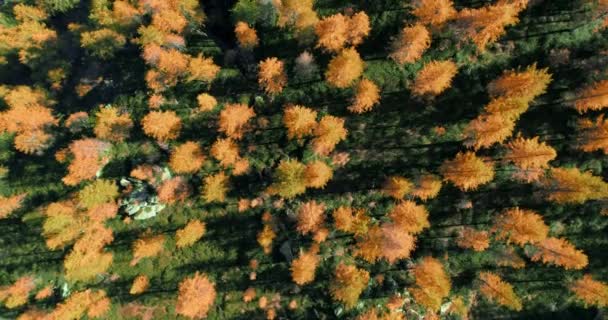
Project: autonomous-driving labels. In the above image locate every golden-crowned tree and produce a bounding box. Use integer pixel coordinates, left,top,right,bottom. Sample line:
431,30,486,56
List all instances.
531,237,588,270
388,201,430,234
175,272,216,319
290,245,320,285
478,272,522,311
157,176,190,204
202,172,229,203
170,141,205,174
381,223,416,263
141,110,182,141
569,275,608,307
130,233,165,266
355,225,384,263
62,139,111,186
283,105,318,139
411,60,458,97
577,115,608,154
541,167,608,204
505,136,556,169
268,159,307,198
410,257,451,311
210,138,240,168
304,160,333,188
218,103,255,139
411,174,442,201
330,263,370,309
94,106,133,142
129,275,150,295
488,64,552,103
47,289,110,319
312,115,348,155
258,57,287,95
492,208,548,246
439,152,495,191
574,80,608,113
464,113,516,149
382,176,413,199
187,54,220,83
389,24,430,65
0,276,35,309
325,47,364,88
348,78,380,114
235,21,258,49
333,206,370,236
456,228,490,252
412,0,456,27
296,201,326,235
314,12,370,52
197,93,217,112
0,194,26,219
176,220,206,248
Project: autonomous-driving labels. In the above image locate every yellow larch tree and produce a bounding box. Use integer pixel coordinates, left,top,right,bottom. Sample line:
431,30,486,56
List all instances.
130,233,165,266
505,136,556,169
170,141,205,174
456,228,490,252
218,103,255,139
411,60,458,97
129,275,150,295
64,225,114,283
94,106,133,142
382,176,413,199
478,272,522,311
312,115,348,155
275,0,318,31
464,113,516,149
187,54,220,82
325,47,364,88
410,257,451,311
347,11,371,46
202,171,229,203
296,201,325,235
411,174,442,201
47,289,110,319
304,160,333,188
531,237,588,270
0,193,26,219
210,138,240,168
175,272,216,319
484,96,530,120
315,13,348,52
235,21,259,49
569,275,608,307
268,159,307,198
573,80,608,113
0,276,35,309
412,0,456,27
290,245,320,285
176,220,206,248
197,93,217,112
577,115,608,154
439,152,495,191
492,208,548,246
259,57,287,95
257,224,276,255
333,206,370,236
330,263,370,309
389,24,431,65
141,110,182,141
388,201,429,234
541,167,608,204
283,105,318,139
42,201,83,250
348,78,380,114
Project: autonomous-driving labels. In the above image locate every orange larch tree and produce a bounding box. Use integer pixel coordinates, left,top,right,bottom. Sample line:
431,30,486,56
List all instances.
47,289,110,319
332,206,370,236
347,11,371,47
388,201,429,234
456,228,490,252
569,275,608,308
258,57,287,95
187,54,220,83
63,225,114,283
314,12,370,52
235,21,259,49
275,0,318,31
411,60,458,97
505,136,557,169
175,272,216,319
94,106,133,142
325,47,364,88
176,220,206,248
382,176,413,199
577,115,608,154
541,167,608,204
218,103,255,139
573,79,608,113
478,272,522,311
0,194,26,219
62,139,111,186
202,171,229,203
296,201,326,235
439,152,495,191
410,257,451,311
312,115,348,155
0,276,35,309
348,78,380,114
141,110,182,141
412,0,457,27
355,224,384,263
304,160,333,188
283,105,318,139
411,174,442,201
487,64,552,103
290,245,320,285
210,138,240,168
197,93,217,112
170,141,205,174
130,233,165,266
381,223,416,263
492,208,548,246
157,176,190,204
464,113,516,149
129,275,150,295
329,263,370,309
389,24,431,65
530,237,588,270
268,159,307,198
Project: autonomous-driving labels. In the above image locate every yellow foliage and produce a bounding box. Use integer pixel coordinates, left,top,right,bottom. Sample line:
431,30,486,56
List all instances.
218,103,255,139
464,113,516,149
258,57,287,95
488,64,552,103
157,176,190,204
283,105,318,139
170,141,205,174
388,201,429,234
0,276,35,309
47,289,110,319
413,0,456,27
355,225,384,263
542,167,608,204
211,138,240,168
78,179,118,210
574,80,608,113
411,174,442,201
141,110,182,141
411,60,458,96
304,160,333,188
296,201,325,235
478,272,522,311
0,193,26,219
176,220,206,248
188,54,220,82
381,223,416,264
330,263,370,309
235,22,259,49
202,172,229,203
130,234,165,266
129,275,149,295
505,136,556,169
312,115,348,155
410,257,451,311
257,224,276,255
570,275,608,307
268,159,307,198
531,237,588,270
290,246,320,285
439,152,495,191
197,93,217,112
94,107,133,142
325,47,364,88
456,228,490,252
382,176,413,199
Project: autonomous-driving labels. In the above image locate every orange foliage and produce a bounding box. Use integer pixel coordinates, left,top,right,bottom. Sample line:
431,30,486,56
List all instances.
283,105,318,139
157,176,190,204
35,286,53,300
574,80,608,113
456,228,490,251
0,276,35,309
170,142,205,174
188,54,220,83
291,246,320,285
175,272,216,319
197,93,217,112
151,9,187,33
411,174,442,201
541,167,608,204
464,113,516,149
63,225,114,282
0,193,26,219
413,0,456,27
388,201,429,234
330,263,370,309
382,176,413,199
478,272,522,311
325,47,364,88
47,289,110,319
381,223,416,263
484,96,530,120
258,57,287,95
267,159,307,198
349,78,380,114
94,107,133,142
314,12,370,52
130,233,165,266
355,225,384,263
389,24,431,65
141,111,182,141
296,201,326,235
257,224,276,254
130,275,150,295
505,136,556,169
570,275,608,307
488,64,552,102
62,139,111,186
333,207,370,236
304,160,333,188
218,103,255,139
577,115,608,154
235,22,259,49
312,115,348,155
439,152,495,191
411,60,458,96
493,208,548,246
210,138,240,168
348,12,371,47
531,237,588,270
410,257,451,311
275,0,318,30
202,172,229,203
455,2,526,51
176,220,206,248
